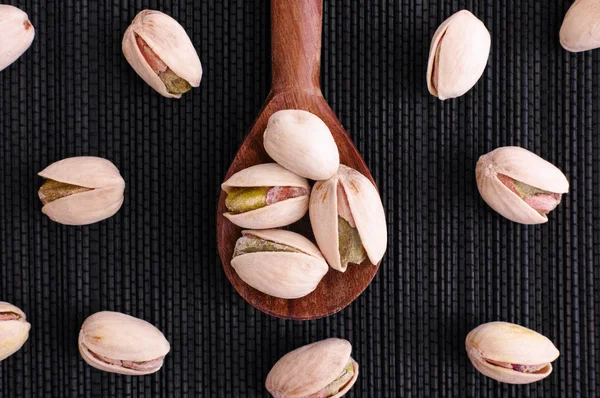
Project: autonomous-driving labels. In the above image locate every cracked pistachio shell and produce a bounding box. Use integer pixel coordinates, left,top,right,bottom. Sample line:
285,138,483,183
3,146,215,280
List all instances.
466,322,560,384
222,163,309,229
476,146,569,224
122,10,202,98
78,311,170,376
39,157,125,225
309,165,387,272
264,110,340,180
0,302,30,361
426,10,490,100
266,338,359,398
231,229,328,299
560,0,600,52
0,5,35,72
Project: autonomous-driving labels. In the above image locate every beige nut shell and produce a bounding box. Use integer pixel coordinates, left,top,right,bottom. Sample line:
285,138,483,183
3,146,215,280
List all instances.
560,0,600,52
231,229,328,299
78,311,171,376
476,146,569,224
222,163,309,229
426,10,491,100
39,156,125,226
122,9,202,98
0,5,35,72
0,302,30,361
466,321,560,384
266,338,359,398
263,110,340,180
309,165,387,272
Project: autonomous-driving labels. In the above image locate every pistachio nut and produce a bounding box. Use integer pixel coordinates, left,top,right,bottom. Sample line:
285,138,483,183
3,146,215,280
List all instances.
466,322,560,384
309,165,387,272
560,0,600,52
222,163,310,229
476,146,569,224
263,110,340,180
266,338,359,398
0,302,31,361
78,311,170,376
231,229,328,299
122,10,202,98
38,156,125,225
0,5,35,72
426,10,491,100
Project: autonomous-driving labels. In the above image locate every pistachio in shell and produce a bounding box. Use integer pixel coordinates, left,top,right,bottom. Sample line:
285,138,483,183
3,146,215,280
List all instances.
0,5,35,72
0,302,31,361
78,311,170,376
231,229,328,299
309,165,387,272
263,110,340,180
222,163,310,229
122,10,202,98
466,321,560,384
266,338,359,398
426,10,491,100
476,146,569,224
560,0,600,52
38,156,125,225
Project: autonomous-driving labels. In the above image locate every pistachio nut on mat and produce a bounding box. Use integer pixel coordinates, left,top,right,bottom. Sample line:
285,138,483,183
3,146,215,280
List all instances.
222,163,309,229
309,165,387,272
0,5,35,72
122,10,202,98
426,10,490,100
231,229,329,299
560,0,600,52
38,156,125,225
78,311,170,376
0,302,31,361
466,322,559,384
264,110,340,181
476,146,568,224
266,338,359,398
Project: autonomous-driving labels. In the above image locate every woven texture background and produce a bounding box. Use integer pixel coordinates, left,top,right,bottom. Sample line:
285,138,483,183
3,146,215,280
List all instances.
0,0,599,397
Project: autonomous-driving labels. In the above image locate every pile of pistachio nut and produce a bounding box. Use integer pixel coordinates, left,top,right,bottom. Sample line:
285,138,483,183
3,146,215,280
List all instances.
222,109,388,299
1,0,596,393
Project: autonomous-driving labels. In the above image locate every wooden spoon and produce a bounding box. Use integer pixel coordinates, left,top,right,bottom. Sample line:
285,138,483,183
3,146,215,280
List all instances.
217,0,382,320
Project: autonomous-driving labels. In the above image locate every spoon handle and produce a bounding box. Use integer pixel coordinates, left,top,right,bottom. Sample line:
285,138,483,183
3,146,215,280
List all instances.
271,0,323,94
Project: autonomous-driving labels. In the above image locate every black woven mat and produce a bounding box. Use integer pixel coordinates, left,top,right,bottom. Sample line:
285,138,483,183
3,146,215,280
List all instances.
0,0,598,397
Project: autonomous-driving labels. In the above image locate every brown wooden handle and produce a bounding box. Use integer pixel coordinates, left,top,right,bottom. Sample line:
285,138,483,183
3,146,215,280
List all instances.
271,0,322,93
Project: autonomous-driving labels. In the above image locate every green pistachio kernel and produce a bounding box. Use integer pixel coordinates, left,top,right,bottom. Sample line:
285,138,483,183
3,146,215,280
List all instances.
233,236,300,258
38,179,93,205
225,187,270,214
321,361,355,397
338,216,366,267
160,69,192,94
497,174,561,215
512,179,550,198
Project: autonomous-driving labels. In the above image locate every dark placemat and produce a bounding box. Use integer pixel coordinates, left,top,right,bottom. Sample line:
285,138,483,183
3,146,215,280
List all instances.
0,0,598,397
